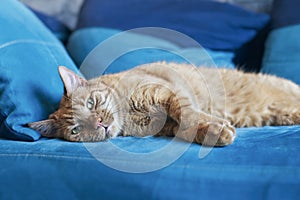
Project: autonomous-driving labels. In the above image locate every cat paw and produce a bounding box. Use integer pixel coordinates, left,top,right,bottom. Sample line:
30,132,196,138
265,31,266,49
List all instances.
197,121,236,146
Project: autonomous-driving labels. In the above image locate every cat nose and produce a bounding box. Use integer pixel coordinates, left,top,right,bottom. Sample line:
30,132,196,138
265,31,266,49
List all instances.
95,117,103,129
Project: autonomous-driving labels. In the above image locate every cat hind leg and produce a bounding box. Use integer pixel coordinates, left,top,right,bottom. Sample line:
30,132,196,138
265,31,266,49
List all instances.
272,110,300,126
266,102,300,126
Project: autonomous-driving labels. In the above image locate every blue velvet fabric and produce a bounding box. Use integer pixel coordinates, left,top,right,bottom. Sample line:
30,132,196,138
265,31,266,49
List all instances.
77,0,270,51
0,0,79,141
67,28,235,77
1,125,300,199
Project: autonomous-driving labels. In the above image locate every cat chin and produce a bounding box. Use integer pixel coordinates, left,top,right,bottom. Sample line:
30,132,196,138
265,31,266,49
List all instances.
107,124,122,138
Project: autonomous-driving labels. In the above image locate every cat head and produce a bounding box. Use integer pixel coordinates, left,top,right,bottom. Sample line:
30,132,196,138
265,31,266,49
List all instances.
29,66,120,142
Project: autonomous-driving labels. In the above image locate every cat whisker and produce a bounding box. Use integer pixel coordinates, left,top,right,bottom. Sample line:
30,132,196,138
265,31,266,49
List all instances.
108,100,123,112
106,101,125,116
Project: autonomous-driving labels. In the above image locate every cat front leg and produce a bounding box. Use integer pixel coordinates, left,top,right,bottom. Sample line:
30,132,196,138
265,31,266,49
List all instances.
167,97,236,146
173,115,236,146
193,116,236,146
164,93,236,146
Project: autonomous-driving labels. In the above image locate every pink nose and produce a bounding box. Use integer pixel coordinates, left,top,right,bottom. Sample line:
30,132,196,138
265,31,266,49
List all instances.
95,117,103,129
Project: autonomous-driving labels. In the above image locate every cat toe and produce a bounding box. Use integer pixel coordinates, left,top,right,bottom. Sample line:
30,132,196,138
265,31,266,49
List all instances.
216,123,236,146
202,122,236,146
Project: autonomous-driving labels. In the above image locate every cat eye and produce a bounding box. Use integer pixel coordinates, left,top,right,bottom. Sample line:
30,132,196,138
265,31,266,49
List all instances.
71,126,81,135
87,98,94,110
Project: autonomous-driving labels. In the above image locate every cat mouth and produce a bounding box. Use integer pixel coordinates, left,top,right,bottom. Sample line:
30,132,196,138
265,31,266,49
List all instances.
97,124,112,140
94,120,115,141
104,125,112,139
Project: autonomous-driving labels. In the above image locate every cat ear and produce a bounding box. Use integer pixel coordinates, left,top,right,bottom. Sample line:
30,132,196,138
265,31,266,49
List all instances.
28,119,58,138
58,66,87,96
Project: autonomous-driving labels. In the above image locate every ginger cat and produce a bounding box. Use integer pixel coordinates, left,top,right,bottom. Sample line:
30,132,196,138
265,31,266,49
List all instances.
29,62,300,146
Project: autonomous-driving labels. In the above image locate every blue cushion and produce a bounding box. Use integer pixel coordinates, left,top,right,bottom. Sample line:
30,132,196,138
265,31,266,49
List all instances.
29,8,70,42
261,24,300,85
0,125,300,199
261,0,300,84
271,0,300,29
0,0,79,141
76,0,270,51
67,27,235,78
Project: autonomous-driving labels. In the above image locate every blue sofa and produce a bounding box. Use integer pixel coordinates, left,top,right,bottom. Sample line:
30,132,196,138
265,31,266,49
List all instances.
1,0,300,199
